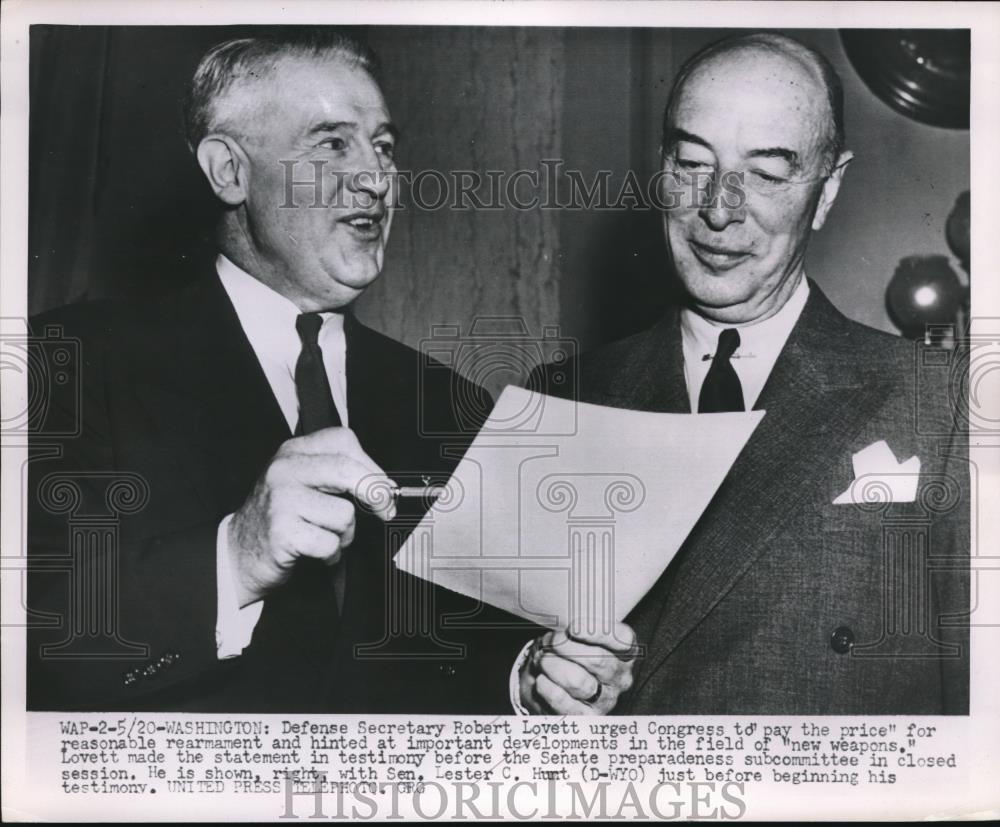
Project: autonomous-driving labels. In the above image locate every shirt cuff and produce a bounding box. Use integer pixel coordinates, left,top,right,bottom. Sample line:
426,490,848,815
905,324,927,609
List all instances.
509,639,535,714
215,514,264,660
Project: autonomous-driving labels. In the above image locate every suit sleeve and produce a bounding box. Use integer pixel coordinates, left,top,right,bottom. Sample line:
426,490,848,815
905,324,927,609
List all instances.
26,314,229,710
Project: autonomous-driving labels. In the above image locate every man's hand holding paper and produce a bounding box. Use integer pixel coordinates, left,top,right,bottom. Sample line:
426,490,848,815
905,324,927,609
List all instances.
517,624,637,715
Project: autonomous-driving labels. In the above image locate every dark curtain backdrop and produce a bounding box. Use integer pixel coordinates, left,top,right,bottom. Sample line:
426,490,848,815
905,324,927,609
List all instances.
29,25,969,357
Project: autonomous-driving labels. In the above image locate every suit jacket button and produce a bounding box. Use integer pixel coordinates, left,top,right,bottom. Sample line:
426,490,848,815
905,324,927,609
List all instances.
439,664,456,677
830,626,855,654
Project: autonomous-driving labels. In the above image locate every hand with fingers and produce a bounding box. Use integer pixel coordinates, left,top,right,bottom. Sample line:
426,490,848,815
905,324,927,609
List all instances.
227,426,396,607
518,622,637,715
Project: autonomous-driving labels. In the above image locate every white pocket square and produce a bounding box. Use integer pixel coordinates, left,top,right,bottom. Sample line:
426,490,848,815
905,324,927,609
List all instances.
833,440,920,504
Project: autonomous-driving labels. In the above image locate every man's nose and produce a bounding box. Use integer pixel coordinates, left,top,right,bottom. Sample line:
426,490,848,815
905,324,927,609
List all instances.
345,147,391,201
697,173,746,231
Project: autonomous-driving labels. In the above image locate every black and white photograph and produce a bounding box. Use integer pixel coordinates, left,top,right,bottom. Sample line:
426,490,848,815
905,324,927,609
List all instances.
2,0,997,821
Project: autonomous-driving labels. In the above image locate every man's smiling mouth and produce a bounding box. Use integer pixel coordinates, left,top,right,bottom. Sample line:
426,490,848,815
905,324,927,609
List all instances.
689,239,752,270
340,211,385,240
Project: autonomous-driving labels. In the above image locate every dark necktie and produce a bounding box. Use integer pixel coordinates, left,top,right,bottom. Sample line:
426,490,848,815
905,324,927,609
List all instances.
294,313,342,434
293,312,345,621
698,327,745,413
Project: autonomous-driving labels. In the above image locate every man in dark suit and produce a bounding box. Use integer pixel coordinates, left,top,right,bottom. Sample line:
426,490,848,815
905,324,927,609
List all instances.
520,32,968,714
26,29,634,713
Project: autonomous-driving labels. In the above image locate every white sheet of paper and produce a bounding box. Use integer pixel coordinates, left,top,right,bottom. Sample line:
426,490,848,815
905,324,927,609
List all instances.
394,386,764,631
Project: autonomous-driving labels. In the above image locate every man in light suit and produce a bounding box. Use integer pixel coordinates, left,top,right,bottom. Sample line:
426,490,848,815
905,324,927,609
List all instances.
521,32,968,714
26,29,634,713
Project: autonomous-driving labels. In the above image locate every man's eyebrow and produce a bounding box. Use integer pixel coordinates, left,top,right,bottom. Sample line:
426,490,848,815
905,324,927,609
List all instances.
307,120,400,141
308,120,354,136
666,130,802,171
748,147,800,170
664,128,712,150
376,121,400,142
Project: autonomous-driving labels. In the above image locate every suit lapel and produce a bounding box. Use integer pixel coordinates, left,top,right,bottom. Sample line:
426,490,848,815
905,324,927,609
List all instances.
342,314,412,465
334,314,431,650
628,284,899,700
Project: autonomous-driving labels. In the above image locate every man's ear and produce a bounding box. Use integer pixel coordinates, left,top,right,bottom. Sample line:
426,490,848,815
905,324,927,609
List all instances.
812,149,853,231
195,134,250,206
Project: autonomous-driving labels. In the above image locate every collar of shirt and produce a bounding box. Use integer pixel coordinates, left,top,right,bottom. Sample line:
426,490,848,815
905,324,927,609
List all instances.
680,276,809,412
215,254,349,429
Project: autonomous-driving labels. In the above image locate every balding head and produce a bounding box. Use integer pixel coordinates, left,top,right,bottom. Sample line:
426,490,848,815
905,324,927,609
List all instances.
657,32,853,324
664,32,845,173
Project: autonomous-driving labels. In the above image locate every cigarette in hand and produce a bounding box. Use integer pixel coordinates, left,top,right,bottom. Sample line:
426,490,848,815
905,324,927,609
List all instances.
390,485,447,499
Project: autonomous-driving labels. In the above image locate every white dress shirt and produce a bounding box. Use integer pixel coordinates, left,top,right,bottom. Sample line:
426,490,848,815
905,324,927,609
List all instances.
509,276,811,712
214,254,349,658
681,276,809,411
